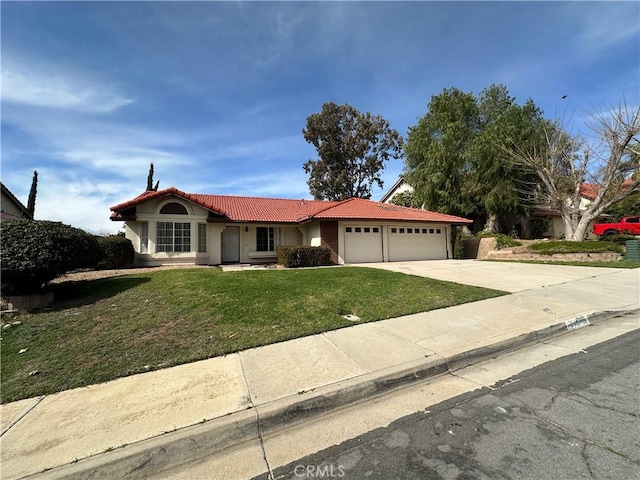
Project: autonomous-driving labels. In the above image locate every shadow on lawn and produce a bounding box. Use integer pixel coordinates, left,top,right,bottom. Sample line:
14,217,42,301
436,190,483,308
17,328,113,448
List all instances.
43,276,152,311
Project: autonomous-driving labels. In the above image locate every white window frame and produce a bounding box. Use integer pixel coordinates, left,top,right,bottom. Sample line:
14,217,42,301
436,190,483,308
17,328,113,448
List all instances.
140,222,149,253
198,223,207,253
256,226,281,252
156,221,191,253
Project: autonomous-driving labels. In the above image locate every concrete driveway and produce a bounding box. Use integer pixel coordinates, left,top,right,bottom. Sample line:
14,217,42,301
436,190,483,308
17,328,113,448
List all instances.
356,260,627,293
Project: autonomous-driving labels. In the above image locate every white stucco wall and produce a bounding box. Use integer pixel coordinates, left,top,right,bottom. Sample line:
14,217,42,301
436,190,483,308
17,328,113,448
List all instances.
383,181,414,204
307,222,322,247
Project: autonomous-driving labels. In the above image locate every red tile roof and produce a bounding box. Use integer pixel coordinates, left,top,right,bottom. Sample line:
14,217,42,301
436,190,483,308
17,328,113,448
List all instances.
580,183,599,200
110,187,472,224
313,197,471,223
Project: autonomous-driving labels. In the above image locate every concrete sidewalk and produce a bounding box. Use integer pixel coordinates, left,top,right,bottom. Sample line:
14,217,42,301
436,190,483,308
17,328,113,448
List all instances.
1,267,638,480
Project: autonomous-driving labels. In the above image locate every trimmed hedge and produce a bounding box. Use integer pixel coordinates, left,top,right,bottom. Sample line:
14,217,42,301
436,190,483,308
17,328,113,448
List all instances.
528,240,623,255
97,235,135,269
277,245,332,268
599,233,637,246
1,219,103,295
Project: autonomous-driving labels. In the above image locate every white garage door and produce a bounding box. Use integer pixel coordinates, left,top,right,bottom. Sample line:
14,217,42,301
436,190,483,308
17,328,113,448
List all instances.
344,225,383,263
388,225,447,261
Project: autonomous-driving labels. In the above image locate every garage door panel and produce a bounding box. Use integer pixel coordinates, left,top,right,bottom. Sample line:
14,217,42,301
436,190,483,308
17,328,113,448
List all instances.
388,226,446,261
344,226,383,263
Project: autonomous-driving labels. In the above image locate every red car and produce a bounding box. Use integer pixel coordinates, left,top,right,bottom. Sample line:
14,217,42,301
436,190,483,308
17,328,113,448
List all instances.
592,216,640,236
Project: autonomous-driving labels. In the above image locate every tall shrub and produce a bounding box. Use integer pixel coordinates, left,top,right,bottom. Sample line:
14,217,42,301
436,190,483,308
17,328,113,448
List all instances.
1,220,103,295
97,235,135,269
277,246,332,268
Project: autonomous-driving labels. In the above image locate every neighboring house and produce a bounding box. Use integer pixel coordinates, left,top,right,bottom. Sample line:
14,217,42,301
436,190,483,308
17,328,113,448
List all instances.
531,183,601,240
380,176,413,204
381,177,601,239
110,187,472,266
1,183,32,221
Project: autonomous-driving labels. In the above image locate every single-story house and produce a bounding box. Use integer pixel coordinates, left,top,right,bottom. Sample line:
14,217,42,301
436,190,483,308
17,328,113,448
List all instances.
1,182,32,222
110,187,472,266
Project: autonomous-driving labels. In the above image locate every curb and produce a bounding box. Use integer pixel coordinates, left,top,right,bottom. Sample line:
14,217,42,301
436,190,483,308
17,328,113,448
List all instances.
25,308,637,480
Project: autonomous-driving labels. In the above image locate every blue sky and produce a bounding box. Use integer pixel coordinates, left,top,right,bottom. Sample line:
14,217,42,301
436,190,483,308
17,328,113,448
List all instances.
2,1,638,234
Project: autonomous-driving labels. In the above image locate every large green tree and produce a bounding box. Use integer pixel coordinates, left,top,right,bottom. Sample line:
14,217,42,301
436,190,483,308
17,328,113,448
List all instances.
404,88,480,218
404,85,548,232
303,102,403,200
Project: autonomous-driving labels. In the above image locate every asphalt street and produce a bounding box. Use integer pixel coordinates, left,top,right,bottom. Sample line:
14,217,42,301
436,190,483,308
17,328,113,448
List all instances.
264,329,640,480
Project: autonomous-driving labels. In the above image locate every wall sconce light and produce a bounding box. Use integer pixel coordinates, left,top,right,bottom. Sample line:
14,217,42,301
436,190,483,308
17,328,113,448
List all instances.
245,226,248,232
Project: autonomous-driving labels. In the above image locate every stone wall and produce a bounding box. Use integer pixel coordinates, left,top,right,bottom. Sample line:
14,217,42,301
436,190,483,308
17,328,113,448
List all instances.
1,292,54,314
474,238,623,262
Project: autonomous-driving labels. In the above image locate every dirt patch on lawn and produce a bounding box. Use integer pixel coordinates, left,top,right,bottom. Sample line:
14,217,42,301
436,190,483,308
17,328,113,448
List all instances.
51,265,216,284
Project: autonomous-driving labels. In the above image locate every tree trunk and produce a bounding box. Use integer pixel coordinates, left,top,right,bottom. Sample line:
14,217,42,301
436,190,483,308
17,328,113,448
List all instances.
482,213,500,234
561,209,576,240
574,212,598,241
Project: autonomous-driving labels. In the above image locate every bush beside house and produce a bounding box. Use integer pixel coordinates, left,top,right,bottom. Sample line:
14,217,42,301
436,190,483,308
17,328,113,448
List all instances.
1,219,103,295
97,235,135,269
277,245,332,268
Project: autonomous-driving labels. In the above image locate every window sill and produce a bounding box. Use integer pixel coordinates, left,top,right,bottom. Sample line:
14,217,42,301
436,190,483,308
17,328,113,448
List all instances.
139,252,209,258
248,251,277,259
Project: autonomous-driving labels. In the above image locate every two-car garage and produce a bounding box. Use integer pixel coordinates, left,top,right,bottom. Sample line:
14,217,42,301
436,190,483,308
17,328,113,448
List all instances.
343,224,448,263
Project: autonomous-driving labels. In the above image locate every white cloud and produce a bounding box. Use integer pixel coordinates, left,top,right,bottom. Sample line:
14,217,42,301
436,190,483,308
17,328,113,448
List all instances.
204,170,310,199
1,64,134,113
575,3,640,53
57,147,193,174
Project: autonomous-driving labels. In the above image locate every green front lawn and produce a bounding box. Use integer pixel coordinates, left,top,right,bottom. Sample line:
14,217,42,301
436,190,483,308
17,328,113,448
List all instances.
1,267,505,403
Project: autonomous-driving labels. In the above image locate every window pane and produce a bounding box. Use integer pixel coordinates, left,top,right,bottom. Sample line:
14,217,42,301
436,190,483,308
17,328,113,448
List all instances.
407,228,412,233
364,227,370,233
436,228,442,234
156,221,173,252
198,224,207,252
355,227,362,233
373,227,379,233
256,227,280,252
257,227,269,251
391,228,397,233
160,203,188,214
174,223,191,252
273,227,281,251
346,227,352,233
422,229,427,234
140,223,149,253
156,222,191,252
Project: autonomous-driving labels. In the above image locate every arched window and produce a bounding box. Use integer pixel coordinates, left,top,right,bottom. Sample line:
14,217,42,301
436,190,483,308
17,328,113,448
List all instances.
160,202,188,215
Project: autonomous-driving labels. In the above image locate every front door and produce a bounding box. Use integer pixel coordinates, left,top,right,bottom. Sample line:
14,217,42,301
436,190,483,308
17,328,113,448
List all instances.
222,226,240,263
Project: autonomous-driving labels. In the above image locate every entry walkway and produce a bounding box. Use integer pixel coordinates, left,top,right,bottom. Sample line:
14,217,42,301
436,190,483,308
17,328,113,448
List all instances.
0,265,638,479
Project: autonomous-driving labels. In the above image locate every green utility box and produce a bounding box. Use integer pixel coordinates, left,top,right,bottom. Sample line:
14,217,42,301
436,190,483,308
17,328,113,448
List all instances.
625,240,640,261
